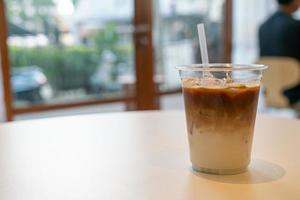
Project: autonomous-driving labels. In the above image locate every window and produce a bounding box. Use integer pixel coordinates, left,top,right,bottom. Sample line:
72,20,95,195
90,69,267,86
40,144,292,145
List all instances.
6,0,135,111
0,0,232,120
153,0,229,93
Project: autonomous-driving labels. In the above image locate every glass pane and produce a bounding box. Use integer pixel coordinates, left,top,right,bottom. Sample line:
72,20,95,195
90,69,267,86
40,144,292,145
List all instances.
153,0,226,92
5,0,135,109
232,0,276,64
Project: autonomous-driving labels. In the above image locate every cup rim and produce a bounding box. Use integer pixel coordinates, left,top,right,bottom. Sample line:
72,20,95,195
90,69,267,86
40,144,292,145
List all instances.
176,63,268,72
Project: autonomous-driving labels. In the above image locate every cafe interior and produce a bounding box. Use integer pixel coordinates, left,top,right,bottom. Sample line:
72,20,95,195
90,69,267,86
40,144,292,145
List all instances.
0,0,300,199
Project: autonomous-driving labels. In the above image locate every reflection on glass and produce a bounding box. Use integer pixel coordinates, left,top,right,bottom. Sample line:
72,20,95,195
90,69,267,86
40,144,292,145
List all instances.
6,0,134,108
153,0,225,92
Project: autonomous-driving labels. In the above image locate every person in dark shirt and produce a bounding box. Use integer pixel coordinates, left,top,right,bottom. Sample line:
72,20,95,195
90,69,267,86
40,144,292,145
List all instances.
259,0,300,106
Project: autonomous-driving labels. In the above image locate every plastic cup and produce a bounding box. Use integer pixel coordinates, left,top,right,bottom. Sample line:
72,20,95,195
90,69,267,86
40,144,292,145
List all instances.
177,64,267,175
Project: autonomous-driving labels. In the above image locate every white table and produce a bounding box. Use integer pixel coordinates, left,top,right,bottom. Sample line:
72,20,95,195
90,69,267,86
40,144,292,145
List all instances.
0,111,299,200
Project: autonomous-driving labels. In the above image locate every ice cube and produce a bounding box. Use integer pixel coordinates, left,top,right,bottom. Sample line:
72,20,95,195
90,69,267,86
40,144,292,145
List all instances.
200,77,226,88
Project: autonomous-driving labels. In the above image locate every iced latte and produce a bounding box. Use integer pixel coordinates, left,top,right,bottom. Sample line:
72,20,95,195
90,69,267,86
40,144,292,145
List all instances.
178,64,267,175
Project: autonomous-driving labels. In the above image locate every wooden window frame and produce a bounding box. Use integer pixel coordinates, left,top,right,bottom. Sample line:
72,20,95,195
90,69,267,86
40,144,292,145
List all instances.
0,0,13,121
0,0,232,119
224,0,233,63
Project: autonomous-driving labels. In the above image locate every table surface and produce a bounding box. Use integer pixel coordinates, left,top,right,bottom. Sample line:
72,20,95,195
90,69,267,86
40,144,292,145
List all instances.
0,111,299,200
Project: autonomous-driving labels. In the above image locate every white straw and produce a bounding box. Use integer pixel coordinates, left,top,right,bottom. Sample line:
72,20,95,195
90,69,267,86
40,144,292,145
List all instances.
197,24,209,65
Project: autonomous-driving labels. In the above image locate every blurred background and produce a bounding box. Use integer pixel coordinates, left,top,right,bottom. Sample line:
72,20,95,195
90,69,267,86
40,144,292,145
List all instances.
1,0,300,120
